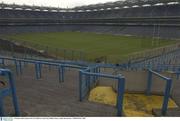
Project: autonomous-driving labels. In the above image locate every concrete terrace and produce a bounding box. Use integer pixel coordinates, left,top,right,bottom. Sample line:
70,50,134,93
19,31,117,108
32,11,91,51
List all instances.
1,64,180,117
2,65,116,116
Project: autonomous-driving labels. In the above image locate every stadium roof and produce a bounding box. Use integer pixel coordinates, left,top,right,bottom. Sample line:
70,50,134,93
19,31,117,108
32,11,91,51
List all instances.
0,0,179,12
0,0,120,8
74,0,180,10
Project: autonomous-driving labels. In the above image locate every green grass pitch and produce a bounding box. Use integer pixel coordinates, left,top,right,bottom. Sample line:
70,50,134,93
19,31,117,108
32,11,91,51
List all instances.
2,32,177,63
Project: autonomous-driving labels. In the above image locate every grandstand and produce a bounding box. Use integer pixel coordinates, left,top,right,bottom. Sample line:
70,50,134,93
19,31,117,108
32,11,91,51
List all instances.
0,0,180,39
1,0,180,117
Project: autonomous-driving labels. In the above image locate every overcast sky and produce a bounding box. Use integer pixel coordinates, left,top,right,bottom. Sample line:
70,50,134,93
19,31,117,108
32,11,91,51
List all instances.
0,0,124,8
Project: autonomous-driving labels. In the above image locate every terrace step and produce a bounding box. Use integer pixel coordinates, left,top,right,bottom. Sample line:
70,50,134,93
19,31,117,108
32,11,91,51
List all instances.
153,108,180,117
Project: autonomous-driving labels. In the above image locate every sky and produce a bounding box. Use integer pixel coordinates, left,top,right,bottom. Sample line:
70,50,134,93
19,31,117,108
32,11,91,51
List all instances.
0,0,124,8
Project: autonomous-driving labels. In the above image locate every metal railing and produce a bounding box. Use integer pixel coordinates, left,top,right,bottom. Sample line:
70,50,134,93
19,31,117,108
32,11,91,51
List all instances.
0,56,87,82
79,65,125,116
0,69,20,116
146,69,173,115
0,55,176,116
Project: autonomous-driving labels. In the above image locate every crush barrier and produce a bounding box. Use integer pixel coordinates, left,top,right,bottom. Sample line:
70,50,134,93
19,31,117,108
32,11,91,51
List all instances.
0,56,176,116
130,64,180,72
0,69,20,116
0,56,87,82
0,38,87,62
127,48,180,71
146,69,173,115
79,65,125,116
127,43,180,66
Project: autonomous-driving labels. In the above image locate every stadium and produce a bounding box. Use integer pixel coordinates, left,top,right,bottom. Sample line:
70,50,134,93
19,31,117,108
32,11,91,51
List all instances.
0,0,180,117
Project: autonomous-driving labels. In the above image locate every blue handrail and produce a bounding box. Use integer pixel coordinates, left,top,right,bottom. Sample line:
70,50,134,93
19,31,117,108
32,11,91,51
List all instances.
0,69,20,116
146,69,173,116
0,56,87,82
79,65,125,116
